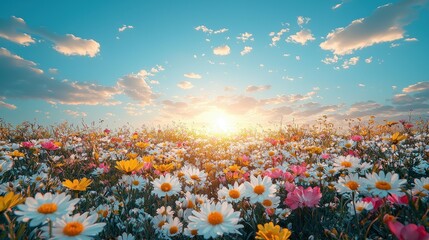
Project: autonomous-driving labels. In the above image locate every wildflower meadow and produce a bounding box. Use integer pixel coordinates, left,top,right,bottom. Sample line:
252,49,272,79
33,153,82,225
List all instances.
0,117,428,240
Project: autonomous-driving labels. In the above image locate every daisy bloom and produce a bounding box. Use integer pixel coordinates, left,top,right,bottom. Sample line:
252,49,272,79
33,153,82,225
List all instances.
362,171,406,198
260,195,281,209
243,175,277,204
152,173,181,197
335,173,364,195
188,201,243,239
347,200,373,215
256,222,291,240
48,212,106,239
162,216,183,236
333,155,361,172
0,160,13,176
118,232,135,240
413,177,429,196
156,206,175,217
115,159,145,174
217,182,244,203
63,178,93,191
0,192,25,212
183,166,207,184
15,192,79,226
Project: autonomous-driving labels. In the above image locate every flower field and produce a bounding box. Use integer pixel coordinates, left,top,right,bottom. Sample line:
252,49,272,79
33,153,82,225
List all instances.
0,118,428,240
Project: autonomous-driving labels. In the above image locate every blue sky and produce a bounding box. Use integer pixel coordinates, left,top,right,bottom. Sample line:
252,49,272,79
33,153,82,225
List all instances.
1,0,428,129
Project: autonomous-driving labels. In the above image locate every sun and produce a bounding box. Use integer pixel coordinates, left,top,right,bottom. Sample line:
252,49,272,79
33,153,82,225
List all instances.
200,110,236,135
214,116,232,133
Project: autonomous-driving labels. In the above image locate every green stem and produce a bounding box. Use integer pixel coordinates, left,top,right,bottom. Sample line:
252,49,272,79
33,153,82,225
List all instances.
4,211,16,240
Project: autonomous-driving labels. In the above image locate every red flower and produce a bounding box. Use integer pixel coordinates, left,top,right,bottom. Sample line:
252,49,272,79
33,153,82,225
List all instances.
41,141,59,151
387,220,429,240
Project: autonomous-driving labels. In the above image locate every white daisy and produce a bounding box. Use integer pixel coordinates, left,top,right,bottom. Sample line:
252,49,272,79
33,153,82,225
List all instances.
117,232,135,240
413,177,429,196
243,175,277,204
335,173,364,195
333,155,361,172
48,212,106,239
0,160,13,176
15,192,79,226
347,200,373,215
260,195,281,209
362,171,406,197
217,182,245,203
162,216,183,237
188,201,243,239
156,206,175,217
182,166,207,185
151,173,181,197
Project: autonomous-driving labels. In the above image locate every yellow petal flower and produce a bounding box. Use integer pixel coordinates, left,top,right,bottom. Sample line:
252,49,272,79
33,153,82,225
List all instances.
62,178,93,191
0,192,25,212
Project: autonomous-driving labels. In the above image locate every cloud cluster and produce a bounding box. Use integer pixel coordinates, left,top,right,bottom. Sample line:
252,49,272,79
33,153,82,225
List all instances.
269,28,289,46
177,81,194,90
246,85,271,93
213,45,231,56
287,29,315,45
320,0,427,55
240,46,253,56
237,32,253,42
184,73,202,79
0,16,100,57
195,25,228,34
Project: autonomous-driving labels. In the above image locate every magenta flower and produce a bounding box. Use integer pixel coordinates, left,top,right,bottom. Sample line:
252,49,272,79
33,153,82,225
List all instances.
284,186,322,210
22,141,34,148
351,135,363,142
41,141,59,151
387,220,429,240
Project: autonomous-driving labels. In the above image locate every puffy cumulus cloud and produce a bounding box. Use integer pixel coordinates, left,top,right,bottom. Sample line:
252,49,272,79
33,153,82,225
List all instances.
342,56,359,69
177,81,194,89
0,47,119,105
321,55,339,64
287,29,315,45
269,28,289,46
64,110,87,117
51,34,100,57
118,24,134,32
184,73,202,79
237,32,253,42
0,16,35,46
320,0,427,55
246,85,271,93
392,81,429,105
297,16,311,26
0,16,100,57
117,70,156,106
240,46,253,56
195,25,228,34
213,45,231,56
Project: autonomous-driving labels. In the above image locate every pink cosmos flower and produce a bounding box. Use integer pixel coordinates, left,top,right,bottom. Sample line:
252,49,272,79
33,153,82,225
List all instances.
321,153,330,160
362,197,384,212
290,164,307,177
99,163,110,173
351,135,363,142
41,141,59,151
284,186,322,210
22,141,34,148
387,220,429,240
387,194,409,206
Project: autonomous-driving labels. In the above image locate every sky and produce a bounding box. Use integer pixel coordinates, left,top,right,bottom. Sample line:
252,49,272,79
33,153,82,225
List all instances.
1,0,428,131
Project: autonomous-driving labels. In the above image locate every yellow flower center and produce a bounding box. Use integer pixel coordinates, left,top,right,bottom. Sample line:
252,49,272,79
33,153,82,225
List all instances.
190,175,200,181
228,189,240,199
329,169,336,174
254,185,265,195
423,184,429,191
132,180,140,186
262,199,273,207
170,226,178,234
63,222,84,236
187,200,195,209
161,183,172,192
345,143,352,148
375,181,392,190
356,206,364,212
207,211,223,225
269,151,275,156
37,203,58,214
345,181,359,191
158,221,165,228
341,161,352,168
35,176,42,181
191,229,198,236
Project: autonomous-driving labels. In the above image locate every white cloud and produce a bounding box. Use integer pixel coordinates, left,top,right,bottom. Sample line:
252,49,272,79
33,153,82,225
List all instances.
237,32,253,42
118,25,134,32
224,86,236,91
365,56,373,63
184,73,202,79
404,37,418,41
0,16,35,46
322,55,339,64
246,85,271,93
390,43,400,48
320,0,427,55
358,83,366,87
52,34,100,57
213,45,231,56
64,110,87,117
0,99,16,110
342,56,359,69
177,81,194,89
269,28,289,46
297,16,311,26
295,56,301,61
403,81,429,93
195,25,228,34
287,29,315,45
332,3,343,10
117,70,155,106
240,46,253,56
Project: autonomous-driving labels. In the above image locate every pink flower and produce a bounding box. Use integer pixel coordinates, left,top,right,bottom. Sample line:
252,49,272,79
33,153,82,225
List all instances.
104,128,111,134
263,168,283,179
321,153,330,160
362,197,384,212
387,194,409,206
351,135,363,142
22,141,34,148
284,182,296,192
284,186,322,210
290,164,307,177
99,163,110,173
387,220,429,240
282,172,295,182
41,141,59,151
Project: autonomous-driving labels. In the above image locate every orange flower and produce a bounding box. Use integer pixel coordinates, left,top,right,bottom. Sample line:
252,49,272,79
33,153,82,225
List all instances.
115,159,144,174
0,192,25,212
9,150,24,158
63,178,93,191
